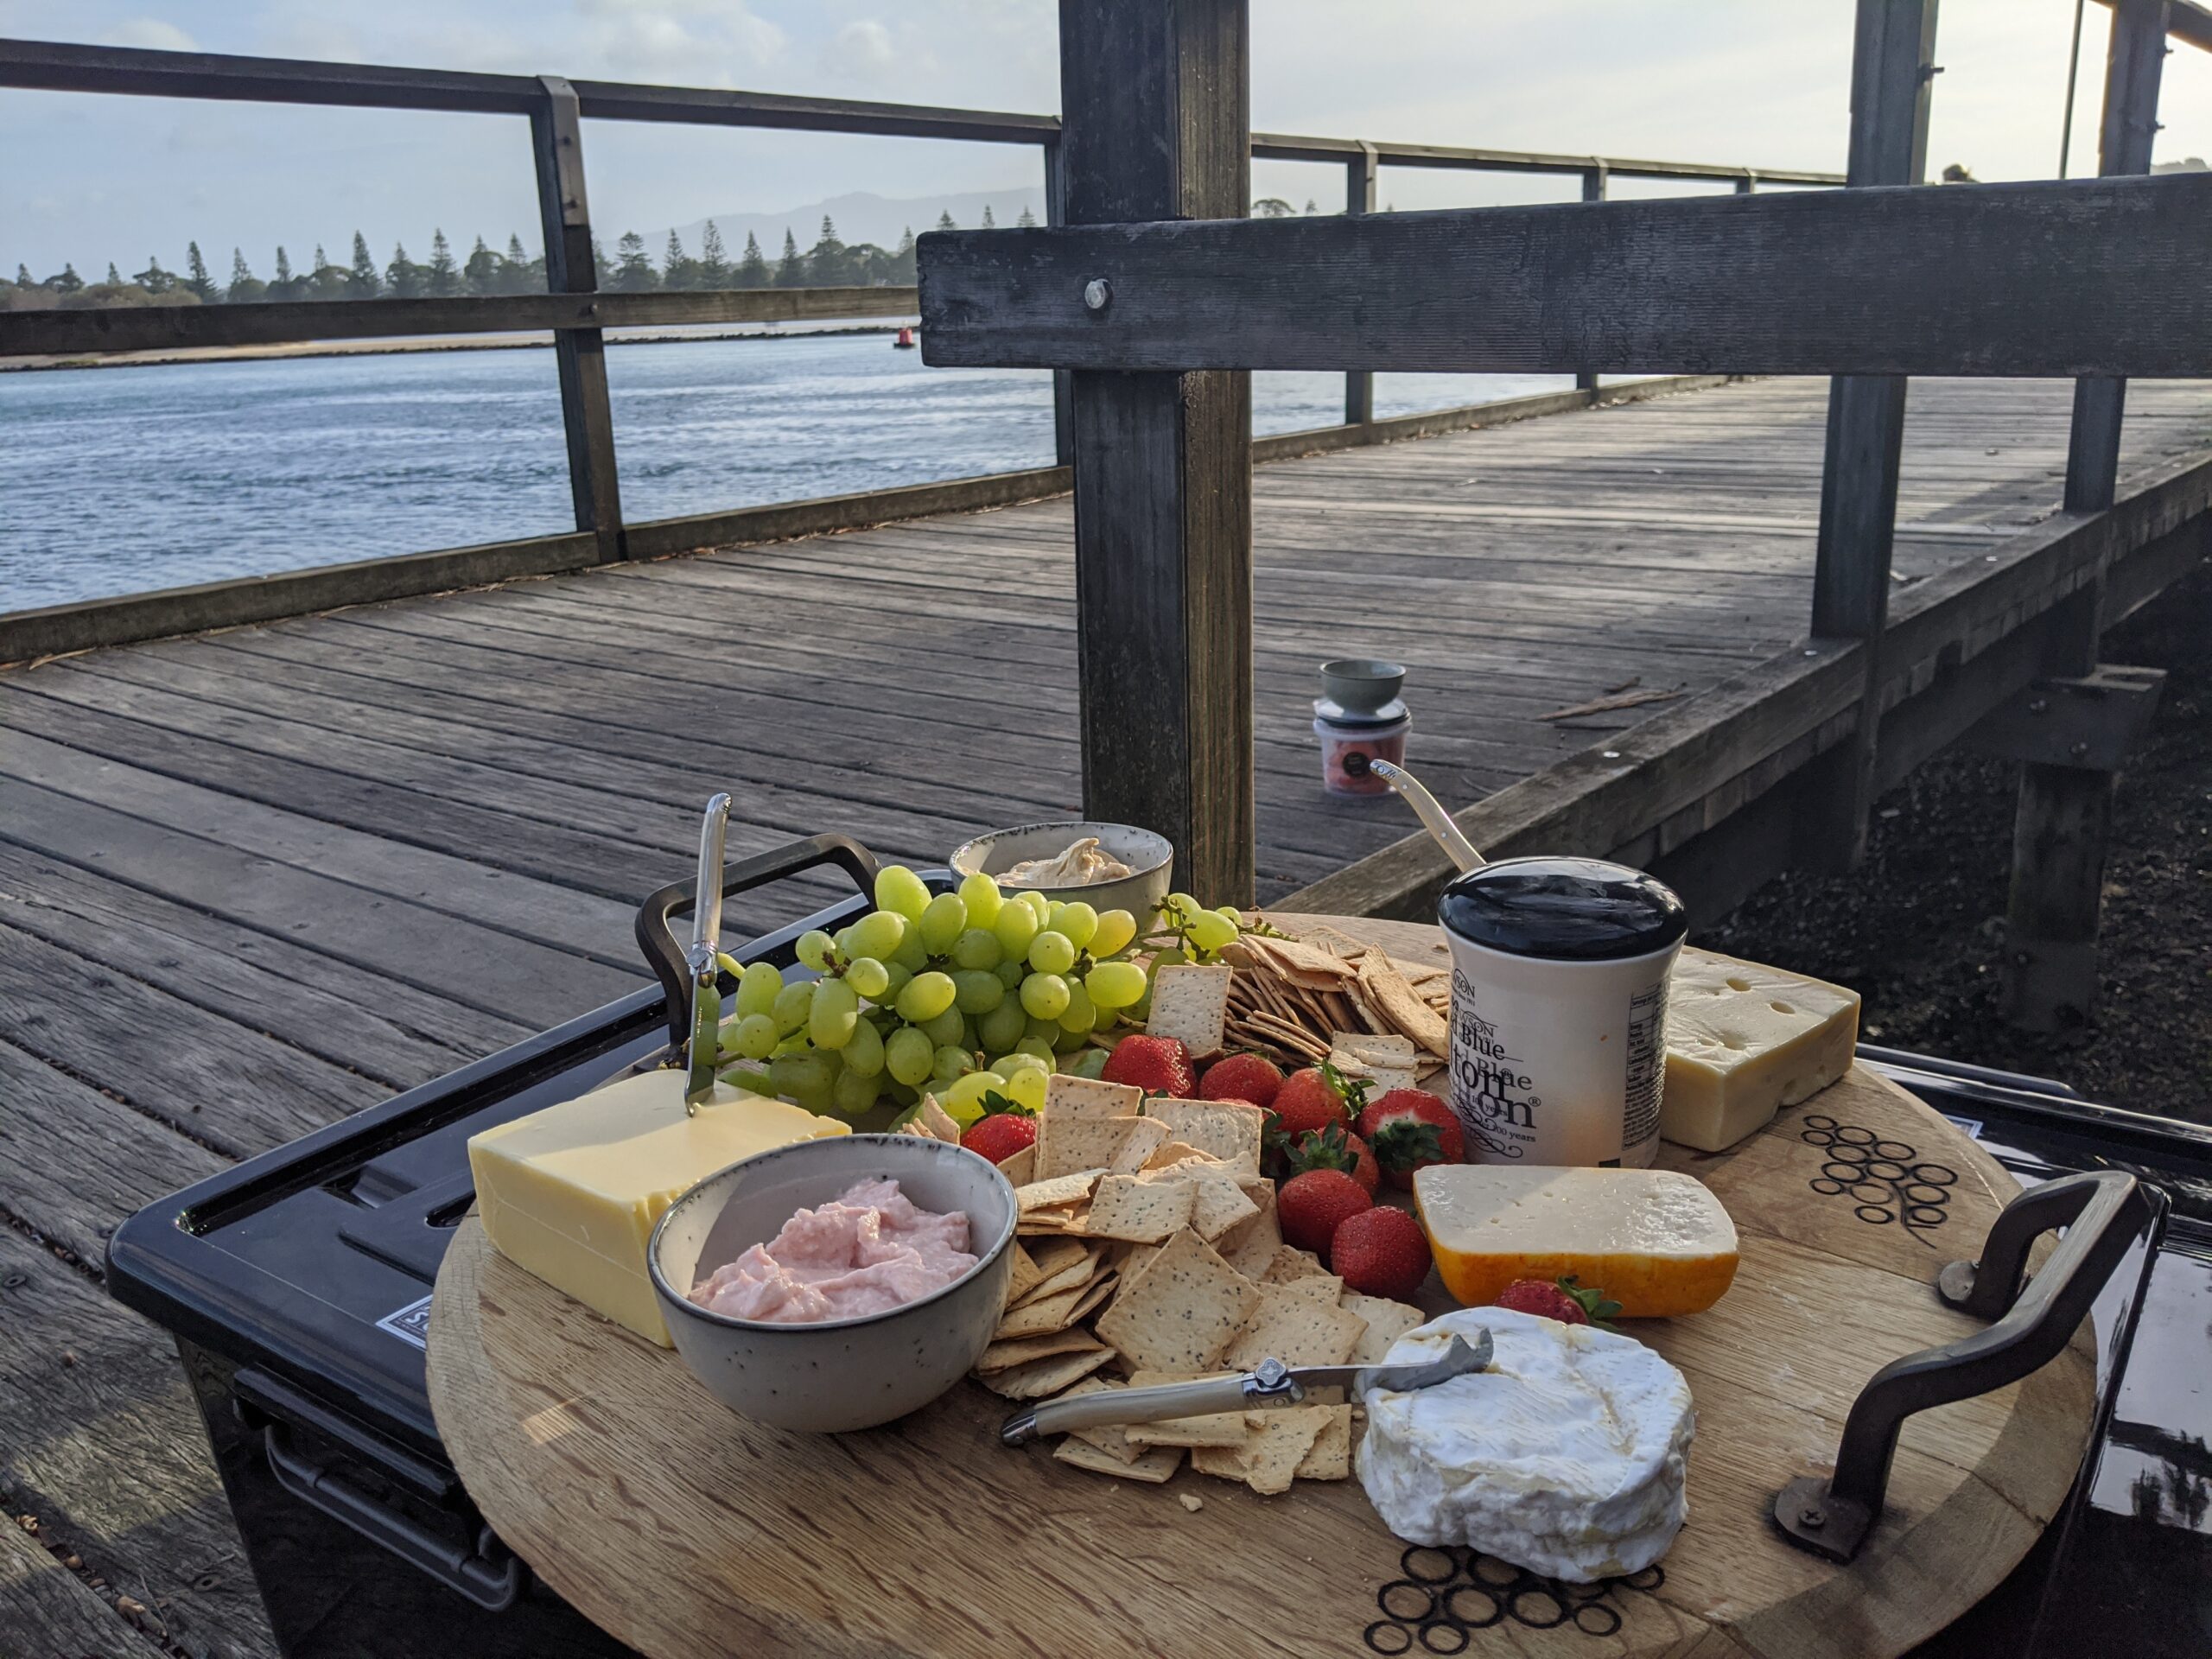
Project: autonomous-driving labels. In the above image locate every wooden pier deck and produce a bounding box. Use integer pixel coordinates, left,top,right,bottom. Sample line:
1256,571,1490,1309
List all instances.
3,373,2211,1656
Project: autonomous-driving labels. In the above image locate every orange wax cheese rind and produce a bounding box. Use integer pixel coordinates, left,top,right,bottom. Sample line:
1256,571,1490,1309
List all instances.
1412,1165,1738,1319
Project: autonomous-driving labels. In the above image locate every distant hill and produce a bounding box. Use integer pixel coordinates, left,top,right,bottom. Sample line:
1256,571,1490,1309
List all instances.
662,187,1047,257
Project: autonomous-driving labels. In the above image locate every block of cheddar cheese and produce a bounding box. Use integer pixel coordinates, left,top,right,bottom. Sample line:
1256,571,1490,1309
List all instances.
468,1070,849,1345
1662,947,1861,1153
1414,1165,1738,1318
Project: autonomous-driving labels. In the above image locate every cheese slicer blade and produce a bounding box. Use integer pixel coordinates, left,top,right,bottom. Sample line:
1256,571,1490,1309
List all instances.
683,792,733,1114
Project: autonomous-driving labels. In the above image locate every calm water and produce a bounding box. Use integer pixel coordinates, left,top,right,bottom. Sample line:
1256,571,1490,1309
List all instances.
0,333,1566,610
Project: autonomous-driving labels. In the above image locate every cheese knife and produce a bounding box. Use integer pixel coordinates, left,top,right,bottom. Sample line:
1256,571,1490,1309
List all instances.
683,792,733,1115
999,1329,1492,1446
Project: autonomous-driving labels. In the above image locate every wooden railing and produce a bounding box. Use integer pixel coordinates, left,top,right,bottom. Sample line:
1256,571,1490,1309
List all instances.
0,34,1836,643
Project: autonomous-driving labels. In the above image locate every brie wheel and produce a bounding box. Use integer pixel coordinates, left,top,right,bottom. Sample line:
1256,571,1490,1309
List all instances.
1357,1307,1694,1583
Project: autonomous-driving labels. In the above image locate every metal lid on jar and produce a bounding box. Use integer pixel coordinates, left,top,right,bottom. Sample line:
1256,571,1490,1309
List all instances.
1438,855,1688,963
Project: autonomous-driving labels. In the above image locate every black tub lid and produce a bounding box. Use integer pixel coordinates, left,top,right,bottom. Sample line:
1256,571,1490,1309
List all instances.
1438,856,1688,962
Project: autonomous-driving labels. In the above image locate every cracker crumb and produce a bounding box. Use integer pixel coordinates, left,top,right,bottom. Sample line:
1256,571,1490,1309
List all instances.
1178,1493,1204,1513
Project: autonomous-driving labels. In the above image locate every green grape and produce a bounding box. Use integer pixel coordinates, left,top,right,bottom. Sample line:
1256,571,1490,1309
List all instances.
1045,900,1069,931
795,929,836,971
957,869,1004,925
950,928,1003,971
976,1000,1027,1054
1058,978,1096,1034
809,977,859,1050
844,957,891,1001
1150,945,1188,972
931,1045,971,1084
842,1017,886,1079
918,892,969,955
1166,891,1201,918
1020,972,1071,1020
1052,1020,1089,1053
1217,905,1242,922
1056,901,1099,950
718,1063,777,1096
942,1070,1007,1121
833,925,860,959
734,960,784,1018
1090,908,1137,957
874,865,932,923
1020,889,1053,923
771,1052,836,1113
1024,1018,1063,1048
1187,910,1238,955
886,1026,935,1086
994,958,1027,989
890,927,930,971
895,969,957,1023
773,1031,811,1058
992,901,1039,957
951,969,1006,1014
720,1012,779,1062
879,962,913,1002
920,1006,967,1048
832,1066,884,1116
1001,1065,1048,1113
1027,930,1077,976
772,980,816,1037
846,908,907,963
1085,959,1149,1010
1059,1046,1110,1080
995,1049,1048,1077
1014,1035,1058,1065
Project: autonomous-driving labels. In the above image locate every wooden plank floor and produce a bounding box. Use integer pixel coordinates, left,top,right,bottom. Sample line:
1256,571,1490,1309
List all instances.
3,374,2209,1656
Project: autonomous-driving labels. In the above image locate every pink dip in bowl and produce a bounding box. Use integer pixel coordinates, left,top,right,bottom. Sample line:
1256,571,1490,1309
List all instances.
687,1177,977,1324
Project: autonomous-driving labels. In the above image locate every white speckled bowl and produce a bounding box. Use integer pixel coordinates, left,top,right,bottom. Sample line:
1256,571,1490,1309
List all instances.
647,1135,1016,1433
948,819,1174,915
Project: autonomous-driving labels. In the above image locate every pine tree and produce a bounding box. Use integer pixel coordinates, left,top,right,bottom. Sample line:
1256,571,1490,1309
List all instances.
1305,199,1319,214
427,230,459,296
464,235,500,295
14,264,29,288
807,215,848,285
736,231,768,289
106,262,123,286
55,263,83,293
131,257,171,295
698,220,729,286
613,230,658,291
274,246,294,285
504,233,538,293
662,229,698,290
981,205,996,228
347,232,381,298
179,242,214,301
591,236,611,289
312,244,329,273
774,228,804,287
226,247,265,303
1015,206,1036,227
386,242,423,298
936,211,957,232
891,227,918,282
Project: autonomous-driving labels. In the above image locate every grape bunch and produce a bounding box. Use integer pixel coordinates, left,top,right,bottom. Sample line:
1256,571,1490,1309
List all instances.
717,863,1151,1128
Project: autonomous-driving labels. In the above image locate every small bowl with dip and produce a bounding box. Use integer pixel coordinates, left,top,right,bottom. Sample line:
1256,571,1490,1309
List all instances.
648,1134,1017,1432
948,819,1173,914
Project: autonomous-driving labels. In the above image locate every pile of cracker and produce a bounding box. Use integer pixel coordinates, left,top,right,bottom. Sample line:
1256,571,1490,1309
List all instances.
911,1074,1427,1496
1224,921,1451,1079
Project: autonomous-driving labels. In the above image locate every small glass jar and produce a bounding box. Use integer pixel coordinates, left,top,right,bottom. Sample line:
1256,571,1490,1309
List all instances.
1314,709,1410,796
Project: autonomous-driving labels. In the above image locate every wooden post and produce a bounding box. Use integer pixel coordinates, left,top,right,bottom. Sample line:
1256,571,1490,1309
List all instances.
1734,171,1757,194
531,75,625,564
1797,0,1939,873
1058,0,1255,905
1044,135,1076,467
1576,165,1607,394
2005,0,2169,1030
1344,142,1378,425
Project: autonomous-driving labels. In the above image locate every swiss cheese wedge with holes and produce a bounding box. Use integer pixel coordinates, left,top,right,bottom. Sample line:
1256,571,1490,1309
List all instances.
1413,1165,1738,1318
1663,948,1861,1153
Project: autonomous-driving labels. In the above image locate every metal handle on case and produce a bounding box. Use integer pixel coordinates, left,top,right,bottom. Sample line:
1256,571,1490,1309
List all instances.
634,833,882,1051
1772,1169,2158,1563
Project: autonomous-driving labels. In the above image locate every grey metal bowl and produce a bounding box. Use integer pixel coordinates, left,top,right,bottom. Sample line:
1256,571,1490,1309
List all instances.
948,819,1174,915
648,1135,1016,1433
1321,657,1408,714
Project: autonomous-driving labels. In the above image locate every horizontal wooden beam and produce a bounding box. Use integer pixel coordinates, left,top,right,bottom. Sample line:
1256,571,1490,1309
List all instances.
0,288,920,359
2094,0,2212,51
1251,130,1839,186
1283,447,2212,921
918,173,2212,378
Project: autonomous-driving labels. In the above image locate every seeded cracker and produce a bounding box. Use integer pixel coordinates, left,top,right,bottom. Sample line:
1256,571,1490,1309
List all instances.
1224,1283,1368,1369
1279,1273,1344,1306
1108,1117,1172,1173
1339,1293,1426,1365
1053,1376,1143,1464
1002,1240,1042,1305
975,1328,1108,1374
1118,1370,1251,1448
976,1347,1116,1400
1357,953,1450,1058
1043,1074,1145,1117
1016,1245,1103,1306
1016,1170,1105,1212
1082,1174,1197,1243
996,1143,1036,1187
1219,1185,1282,1276
1144,1099,1265,1173
1055,1439,1184,1484
1145,963,1233,1058
1035,1110,1142,1182
1260,1245,1331,1284
1141,1140,1209,1171
994,1284,1087,1340
1094,1228,1259,1374
1294,1406,1355,1480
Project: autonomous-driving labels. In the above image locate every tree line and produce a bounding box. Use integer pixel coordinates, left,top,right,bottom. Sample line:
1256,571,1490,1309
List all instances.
0,210,999,313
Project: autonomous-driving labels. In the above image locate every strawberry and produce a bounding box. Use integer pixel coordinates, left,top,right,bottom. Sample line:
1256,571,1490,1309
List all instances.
1198,1052,1284,1109
1494,1276,1624,1330
1284,1124,1379,1196
961,1109,1037,1166
1268,1061,1370,1145
1355,1089,1465,1190
1276,1168,1372,1258
1330,1206,1432,1301
1102,1033,1197,1097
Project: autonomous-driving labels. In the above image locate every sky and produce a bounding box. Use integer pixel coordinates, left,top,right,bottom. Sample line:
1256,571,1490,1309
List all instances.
3,1,2208,280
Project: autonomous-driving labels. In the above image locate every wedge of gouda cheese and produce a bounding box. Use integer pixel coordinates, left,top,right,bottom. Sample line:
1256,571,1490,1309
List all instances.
467,1071,848,1344
1414,1165,1738,1318
1662,948,1860,1153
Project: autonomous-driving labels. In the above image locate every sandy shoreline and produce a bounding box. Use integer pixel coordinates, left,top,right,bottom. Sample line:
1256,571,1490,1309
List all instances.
0,319,916,373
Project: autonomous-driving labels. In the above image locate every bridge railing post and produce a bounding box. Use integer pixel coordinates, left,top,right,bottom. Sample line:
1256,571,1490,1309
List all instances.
1344,141,1379,426
1576,163,1608,394
2003,0,2172,1030
531,75,626,564
1045,134,1076,467
1796,0,1939,875
1058,0,1256,906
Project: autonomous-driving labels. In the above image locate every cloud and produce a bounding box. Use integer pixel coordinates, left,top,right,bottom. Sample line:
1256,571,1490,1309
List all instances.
574,0,787,85
823,20,896,80
98,18,197,52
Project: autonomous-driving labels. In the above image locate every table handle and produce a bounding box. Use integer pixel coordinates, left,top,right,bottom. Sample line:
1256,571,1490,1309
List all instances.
1772,1169,2160,1563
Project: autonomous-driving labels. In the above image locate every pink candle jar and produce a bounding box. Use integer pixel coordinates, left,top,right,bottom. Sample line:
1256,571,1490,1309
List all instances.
1314,707,1411,795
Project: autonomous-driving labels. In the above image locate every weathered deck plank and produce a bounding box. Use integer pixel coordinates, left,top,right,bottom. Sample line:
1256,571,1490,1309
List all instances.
2,374,2209,1656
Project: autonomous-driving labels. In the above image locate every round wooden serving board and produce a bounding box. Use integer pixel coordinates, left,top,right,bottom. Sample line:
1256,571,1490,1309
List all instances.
429,916,2094,1659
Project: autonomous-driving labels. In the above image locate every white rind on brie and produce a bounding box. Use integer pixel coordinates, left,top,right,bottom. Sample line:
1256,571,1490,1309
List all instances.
1356,1307,1695,1584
